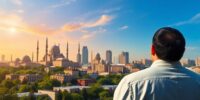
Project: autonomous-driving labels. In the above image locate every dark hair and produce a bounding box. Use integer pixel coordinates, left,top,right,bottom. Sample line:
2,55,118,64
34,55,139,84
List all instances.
153,27,185,62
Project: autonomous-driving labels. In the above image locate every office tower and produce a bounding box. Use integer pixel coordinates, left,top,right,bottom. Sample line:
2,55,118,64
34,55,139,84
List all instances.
195,57,200,66
82,46,88,65
76,43,81,64
66,42,69,60
106,50,112,64
36,40,39,62
119,52,129,64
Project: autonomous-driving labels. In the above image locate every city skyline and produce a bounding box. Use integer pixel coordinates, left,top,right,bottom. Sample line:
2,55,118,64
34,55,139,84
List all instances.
0,0,200,61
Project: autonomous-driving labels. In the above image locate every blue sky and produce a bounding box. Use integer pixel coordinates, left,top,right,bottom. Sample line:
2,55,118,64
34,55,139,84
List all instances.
0,0,200,62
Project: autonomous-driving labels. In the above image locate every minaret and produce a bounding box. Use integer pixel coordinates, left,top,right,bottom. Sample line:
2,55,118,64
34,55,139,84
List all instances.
32,52,34,62
36,40,39,62
77,43,81,64
66,42,69,60
78,43,80,54
45,37,48,65
91,50,93,63
10,55,13,62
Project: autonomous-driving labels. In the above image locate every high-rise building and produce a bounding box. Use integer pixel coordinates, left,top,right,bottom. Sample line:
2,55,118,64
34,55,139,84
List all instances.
76,43,81,64
195,57,200,66
106,50,112,64
82,46,88,65
119,52,129,64
141,59,152,67
36,40,39,62
66,42,69,60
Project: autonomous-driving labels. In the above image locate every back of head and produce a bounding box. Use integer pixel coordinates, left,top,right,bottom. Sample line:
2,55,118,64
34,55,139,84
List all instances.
153,27,186,62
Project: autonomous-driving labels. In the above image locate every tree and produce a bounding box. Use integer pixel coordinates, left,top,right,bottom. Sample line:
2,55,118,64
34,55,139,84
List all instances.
62,91,72,100
36,95,50,100
99,91,111,100
87,83,104,100
51,79,61,87
71,93,83,100
81,88,88,100
1,80,14,88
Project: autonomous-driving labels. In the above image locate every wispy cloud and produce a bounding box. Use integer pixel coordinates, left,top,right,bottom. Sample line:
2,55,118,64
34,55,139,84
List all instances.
61,15,113,32
102,7,121,14
51,0,77,8
119,25,128,30
0,9,113,40
170,13,200,26
10,0,23,6
186,46,198,51
80,27,107,40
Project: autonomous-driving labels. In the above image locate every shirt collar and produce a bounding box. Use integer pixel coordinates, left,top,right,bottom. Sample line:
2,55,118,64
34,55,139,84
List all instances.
151,59,182,68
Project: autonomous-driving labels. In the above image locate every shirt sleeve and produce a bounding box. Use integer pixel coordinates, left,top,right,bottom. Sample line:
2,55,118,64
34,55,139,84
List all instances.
113,76,132,100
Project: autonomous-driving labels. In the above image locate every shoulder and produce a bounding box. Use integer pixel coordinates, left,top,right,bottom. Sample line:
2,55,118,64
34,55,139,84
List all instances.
122,67,154,84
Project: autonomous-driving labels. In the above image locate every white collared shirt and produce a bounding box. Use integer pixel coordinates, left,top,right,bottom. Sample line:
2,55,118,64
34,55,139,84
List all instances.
113,60,200,100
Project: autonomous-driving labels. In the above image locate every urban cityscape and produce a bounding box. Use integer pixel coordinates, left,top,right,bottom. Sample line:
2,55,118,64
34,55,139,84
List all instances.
0,0,200,100
0,37,200,99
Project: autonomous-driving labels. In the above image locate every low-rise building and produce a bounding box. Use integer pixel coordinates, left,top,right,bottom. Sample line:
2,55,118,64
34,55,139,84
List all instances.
50,74,72,84
5,74,19,80
19,74,42,83
53,86,90,93
38,90,57,100
64,68,79,78
110,64,125,74
77,79,95,86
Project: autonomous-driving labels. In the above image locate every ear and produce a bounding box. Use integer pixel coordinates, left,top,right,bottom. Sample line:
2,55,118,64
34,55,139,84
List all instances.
151,45,156,55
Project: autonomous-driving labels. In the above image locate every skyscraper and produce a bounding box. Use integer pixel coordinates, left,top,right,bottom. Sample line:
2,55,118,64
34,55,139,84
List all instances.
106,50,112,64
119,52,129,64
36,40,39,62
76,43,81,64
66,42,69,60
82,46,88,65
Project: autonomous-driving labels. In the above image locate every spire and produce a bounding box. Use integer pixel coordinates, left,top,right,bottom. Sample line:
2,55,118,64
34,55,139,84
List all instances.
45,37,48,65
78,43,80,54
36,40,39,62
91,50,93,63
66,42,69,60
10,54,13,62
32,52,34,62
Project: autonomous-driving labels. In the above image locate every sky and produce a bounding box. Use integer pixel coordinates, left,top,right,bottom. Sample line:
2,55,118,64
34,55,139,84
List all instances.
0,0,200,62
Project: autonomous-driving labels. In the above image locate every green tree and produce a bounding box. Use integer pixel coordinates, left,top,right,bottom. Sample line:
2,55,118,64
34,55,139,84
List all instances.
71,93,83,100
99,91,111,100
62,91,72,100
87,83,103,100
1,80,14,88
51,79,61,87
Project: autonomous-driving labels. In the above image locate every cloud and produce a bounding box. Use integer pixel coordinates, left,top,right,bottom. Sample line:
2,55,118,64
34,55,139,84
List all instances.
11,0,23,6
102,7,121,14
170,13,200,26
186,46,198,51
0,9,113,39
51,0,77,8
61,15,113,32
0,11,55,35
119,25,128,30
80,28,107,40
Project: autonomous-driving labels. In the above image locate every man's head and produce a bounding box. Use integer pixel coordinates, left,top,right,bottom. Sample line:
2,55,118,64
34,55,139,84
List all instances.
151,27,185,62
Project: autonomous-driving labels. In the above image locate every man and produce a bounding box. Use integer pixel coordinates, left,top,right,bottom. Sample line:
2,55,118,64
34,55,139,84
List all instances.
114,27,200,100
